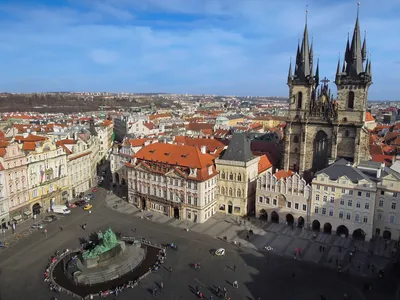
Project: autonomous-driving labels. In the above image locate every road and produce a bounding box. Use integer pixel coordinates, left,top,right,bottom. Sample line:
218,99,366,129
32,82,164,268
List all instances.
0,187,396,300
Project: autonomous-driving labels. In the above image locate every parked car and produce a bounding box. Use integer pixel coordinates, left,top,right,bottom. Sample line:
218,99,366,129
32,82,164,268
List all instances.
31,222,44,229
74,200,87,207
85,193,94,200
43,215,58,223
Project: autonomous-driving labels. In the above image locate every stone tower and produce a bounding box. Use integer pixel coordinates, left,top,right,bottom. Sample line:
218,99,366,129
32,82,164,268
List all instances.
282,5,371,179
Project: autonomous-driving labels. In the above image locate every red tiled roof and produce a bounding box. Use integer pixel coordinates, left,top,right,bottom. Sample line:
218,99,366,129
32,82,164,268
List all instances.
133,143,214,169
186,122,214,132
143,122,156,130
275,170,294,180
371,154,393,166
14,134,47,142
129,138,154,148
365,112,375,122
22,141,37,151
149,113,172,121
258,155,272,174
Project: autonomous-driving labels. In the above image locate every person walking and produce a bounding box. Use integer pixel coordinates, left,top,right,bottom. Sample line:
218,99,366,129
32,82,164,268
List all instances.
44,228,48,238
233,280,238,288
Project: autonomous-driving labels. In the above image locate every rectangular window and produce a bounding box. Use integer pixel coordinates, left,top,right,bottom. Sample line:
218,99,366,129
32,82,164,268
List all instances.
330,196,335,203
266,197,270,204
316,185,320,190
357,191,362,197
366,192,370,198
340,199,345,205
379,200,384,207
287,202,292,208
339,211,344,219
391,202,396,210
329,209,334,217
355,214,360,222
381,190,385,195
331,187,335,192
348,199,352,207
365,203,370,210
356,202,361,208
323,196,327,202
341,188,346,194
349,190,353,195
273,199,277,206
363,216,368,223
316,195,320,201
390,215,395,223
259,197,263,203
294,203,299,210
314,206,319,214
346,212,351,220
378,213,382,221
322,207,326,215
302,204,307,211
324,186,328,191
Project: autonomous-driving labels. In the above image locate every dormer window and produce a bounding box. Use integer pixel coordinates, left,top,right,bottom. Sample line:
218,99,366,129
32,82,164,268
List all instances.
164,152,170,156
208,166,213,175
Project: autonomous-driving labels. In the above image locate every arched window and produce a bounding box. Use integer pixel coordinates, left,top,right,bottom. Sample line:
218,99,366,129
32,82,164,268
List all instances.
229,173,233,180
294,147,298,153
348,91,354,109
237,189,241,197
221,172,225,179
229,188,233,196
237,173,242,181
297,92,303,109
293,135,299,143
345,130,350,137
221,187,225,194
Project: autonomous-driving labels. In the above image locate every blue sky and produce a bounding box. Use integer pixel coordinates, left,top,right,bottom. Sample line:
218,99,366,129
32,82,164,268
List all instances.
0,0,399,99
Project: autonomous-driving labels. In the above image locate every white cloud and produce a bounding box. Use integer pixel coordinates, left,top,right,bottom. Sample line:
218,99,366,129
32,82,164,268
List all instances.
89,49,119,64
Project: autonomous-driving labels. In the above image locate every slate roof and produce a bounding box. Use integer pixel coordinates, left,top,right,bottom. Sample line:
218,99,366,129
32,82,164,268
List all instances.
315,158,372,183
221,133,254,162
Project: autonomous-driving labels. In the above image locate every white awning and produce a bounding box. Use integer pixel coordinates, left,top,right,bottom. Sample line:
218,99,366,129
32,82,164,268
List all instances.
12,215,22,221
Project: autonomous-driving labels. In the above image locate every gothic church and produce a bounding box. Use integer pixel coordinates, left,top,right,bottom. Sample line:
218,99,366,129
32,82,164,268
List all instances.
282,6,372,179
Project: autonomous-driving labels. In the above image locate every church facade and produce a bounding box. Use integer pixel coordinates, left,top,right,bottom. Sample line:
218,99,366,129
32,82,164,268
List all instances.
282,9,372,178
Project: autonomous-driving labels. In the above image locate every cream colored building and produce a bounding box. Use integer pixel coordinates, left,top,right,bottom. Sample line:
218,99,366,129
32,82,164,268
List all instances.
57,138,93,199
96,119,114,162
311,159,376,239
216,133,271,217
357,161,400,240
26,138,69,214
256,170,311,228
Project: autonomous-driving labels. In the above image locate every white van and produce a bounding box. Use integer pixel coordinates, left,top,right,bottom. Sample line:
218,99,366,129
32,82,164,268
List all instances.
52,205,71,215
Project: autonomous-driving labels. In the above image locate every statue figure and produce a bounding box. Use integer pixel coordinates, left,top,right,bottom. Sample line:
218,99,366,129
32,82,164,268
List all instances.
82,228,120,259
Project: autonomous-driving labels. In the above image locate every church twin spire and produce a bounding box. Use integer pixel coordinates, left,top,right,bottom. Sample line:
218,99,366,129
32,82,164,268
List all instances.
335,2,372,84
289,4,371,87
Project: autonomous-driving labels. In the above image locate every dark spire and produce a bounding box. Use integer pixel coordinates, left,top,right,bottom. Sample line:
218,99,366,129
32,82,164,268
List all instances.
342,60,346,73
293,9,312,82
336,54,341,76
315,58,320,85
361,31,367,62
309,37,314,70
348,2,363,76
344,32,351,66
287,57,293,85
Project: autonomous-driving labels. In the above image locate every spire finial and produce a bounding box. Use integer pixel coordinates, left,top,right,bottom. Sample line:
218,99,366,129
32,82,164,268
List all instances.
306,5,309,25
357,2,360,18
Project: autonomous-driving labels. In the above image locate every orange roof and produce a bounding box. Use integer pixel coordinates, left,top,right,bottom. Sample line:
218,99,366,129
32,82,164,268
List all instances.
365,112,375,122
0,148,5,157
22,141,37,151
275,169,294,180
56,139,76,154
0,140,9,148
0,130,4,139
174,136,225,156
14,134,47,142
129,138,154,148
134,143,215,169
102,120,113,127
258,155,272,174
371,154,393,166
186,122,214,132
149,113,172,121
143,122,156,130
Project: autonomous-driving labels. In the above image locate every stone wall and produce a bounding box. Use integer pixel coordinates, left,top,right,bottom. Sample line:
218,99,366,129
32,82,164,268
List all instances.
336,84,369,123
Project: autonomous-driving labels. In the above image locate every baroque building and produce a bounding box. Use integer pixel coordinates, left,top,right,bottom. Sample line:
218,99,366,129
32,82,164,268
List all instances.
126,142,218,223
282,7,371,178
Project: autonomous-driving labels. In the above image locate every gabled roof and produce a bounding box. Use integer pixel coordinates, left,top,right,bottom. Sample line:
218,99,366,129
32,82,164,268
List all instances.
258,155,272,174
315,158,372,183
14,134,46,142
221,133,254,162
275,169,294,180
365,112,375,122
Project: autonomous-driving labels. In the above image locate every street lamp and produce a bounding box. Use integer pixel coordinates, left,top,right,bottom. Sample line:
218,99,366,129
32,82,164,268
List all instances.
265,246,273,265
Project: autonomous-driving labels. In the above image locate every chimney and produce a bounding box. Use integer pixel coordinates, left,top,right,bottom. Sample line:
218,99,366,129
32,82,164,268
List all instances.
200,145,207,154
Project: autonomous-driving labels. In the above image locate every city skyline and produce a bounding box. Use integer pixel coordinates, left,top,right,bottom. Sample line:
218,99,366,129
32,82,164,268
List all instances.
0,0,399,99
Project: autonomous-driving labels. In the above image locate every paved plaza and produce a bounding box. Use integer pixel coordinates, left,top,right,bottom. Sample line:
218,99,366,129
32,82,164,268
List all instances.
0,187,398,300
